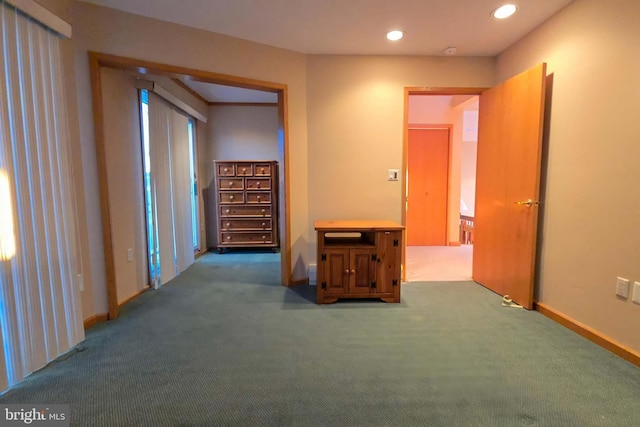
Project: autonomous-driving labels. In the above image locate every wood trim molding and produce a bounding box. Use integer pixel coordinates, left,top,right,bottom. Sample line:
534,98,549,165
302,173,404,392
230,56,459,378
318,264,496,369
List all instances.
535,302,640,368
401,87,489,283
87,51,292,315
171,78,209,105
83,313,109,330
407,87,488,96
118,287,151,307
88,53,119,320
209,102,278,107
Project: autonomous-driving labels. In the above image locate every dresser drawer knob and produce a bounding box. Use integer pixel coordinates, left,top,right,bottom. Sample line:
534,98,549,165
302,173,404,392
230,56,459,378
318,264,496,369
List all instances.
257,195,261,200
226,222,231,227
226,236,232,240
262,236,266,240
261,209,266,214
229,195,234,200
223,167,228,172
256,182,261,188
261,222,266,227
229,182,234,187
225,209,230,214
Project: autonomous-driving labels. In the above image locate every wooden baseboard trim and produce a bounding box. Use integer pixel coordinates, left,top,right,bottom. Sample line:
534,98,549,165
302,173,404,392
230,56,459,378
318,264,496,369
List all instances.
535,302,640,367
448,241,461,247
290,278,309,286
119,287,151,308
83,313,108,330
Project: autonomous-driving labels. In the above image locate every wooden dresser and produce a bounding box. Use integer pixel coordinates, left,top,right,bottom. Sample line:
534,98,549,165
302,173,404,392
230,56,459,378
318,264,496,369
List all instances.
213,160,279,252
315,220,404,304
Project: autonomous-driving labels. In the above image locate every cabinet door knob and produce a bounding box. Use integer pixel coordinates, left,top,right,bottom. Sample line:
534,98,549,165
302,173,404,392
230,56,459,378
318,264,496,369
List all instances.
351,270,355,274
344,269,349,274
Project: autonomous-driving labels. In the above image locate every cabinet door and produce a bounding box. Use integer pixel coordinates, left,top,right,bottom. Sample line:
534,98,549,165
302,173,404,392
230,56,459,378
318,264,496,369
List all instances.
321,248,349,294
376,231,401,294
349,248,376,294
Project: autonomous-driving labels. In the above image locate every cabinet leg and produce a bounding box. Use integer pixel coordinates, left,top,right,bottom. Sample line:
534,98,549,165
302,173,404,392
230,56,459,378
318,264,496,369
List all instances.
380,297,400,303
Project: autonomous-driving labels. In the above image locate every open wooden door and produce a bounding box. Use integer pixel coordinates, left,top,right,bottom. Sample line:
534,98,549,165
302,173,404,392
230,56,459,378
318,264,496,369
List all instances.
472,63,547,309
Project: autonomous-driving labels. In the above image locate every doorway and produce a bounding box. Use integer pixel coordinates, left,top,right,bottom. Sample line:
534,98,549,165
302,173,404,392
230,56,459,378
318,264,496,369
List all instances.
89,52,292,319
403,92,480,282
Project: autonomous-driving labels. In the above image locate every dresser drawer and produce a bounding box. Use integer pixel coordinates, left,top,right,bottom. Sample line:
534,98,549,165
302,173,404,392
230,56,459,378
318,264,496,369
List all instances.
221,232,273,245
245,178,271,190
246,191,271,204
218,178,244,190
235,164,253,176
254,163,272,176
219,191,244,204
217,163,235,176
220,205,272,217
220,219,272,231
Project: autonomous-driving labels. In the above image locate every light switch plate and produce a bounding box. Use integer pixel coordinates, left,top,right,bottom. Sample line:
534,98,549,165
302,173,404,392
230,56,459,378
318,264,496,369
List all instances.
616,277,630,299
387,169,399,181
632,281,640,304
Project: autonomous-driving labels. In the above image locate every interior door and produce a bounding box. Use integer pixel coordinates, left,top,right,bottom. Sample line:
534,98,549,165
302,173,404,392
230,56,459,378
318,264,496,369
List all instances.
472,63,547,309
407,128,450,246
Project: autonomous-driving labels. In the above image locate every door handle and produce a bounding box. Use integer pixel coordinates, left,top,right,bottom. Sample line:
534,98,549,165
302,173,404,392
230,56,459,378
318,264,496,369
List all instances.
514,199,540,207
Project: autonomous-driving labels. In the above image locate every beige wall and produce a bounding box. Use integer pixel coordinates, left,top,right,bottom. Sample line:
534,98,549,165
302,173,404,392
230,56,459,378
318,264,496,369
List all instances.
208,106,279,161
306,55,494,259
100,68,148,304
71,1,310,315
205,105,280,248
496,0,640,353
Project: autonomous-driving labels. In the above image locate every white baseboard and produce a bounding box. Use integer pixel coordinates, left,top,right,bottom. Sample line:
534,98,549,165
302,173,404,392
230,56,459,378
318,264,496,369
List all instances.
308,263,317,285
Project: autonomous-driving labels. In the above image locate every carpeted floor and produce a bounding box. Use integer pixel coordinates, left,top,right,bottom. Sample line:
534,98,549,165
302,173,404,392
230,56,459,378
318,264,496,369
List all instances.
1,252,639,426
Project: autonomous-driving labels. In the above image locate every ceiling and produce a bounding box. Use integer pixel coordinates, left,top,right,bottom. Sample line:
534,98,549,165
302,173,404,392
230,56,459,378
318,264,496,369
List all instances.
83,0,574,101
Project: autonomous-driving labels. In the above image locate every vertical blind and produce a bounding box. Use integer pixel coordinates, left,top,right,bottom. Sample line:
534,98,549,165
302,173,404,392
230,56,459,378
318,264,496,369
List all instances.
0,0,84,389
147,93,194,286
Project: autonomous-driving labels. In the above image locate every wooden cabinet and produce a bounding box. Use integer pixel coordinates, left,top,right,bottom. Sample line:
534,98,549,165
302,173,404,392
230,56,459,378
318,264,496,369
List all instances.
214,160,279,251
315,220,404,304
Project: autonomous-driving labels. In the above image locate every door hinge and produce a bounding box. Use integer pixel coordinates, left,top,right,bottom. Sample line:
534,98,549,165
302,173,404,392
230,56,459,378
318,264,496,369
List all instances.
321,282,327,289
321,254,326,261
371,281,377,289
393,239,399,247
392,279,398,287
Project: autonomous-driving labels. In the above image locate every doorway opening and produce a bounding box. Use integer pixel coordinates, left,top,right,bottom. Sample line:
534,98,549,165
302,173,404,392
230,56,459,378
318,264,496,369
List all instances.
403,92,480,282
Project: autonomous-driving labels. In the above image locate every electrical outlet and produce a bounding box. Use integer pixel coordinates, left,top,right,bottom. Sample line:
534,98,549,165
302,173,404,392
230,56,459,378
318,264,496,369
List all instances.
632,281,640,305
387,169,399,181
616,277,630,299
127,248,133,262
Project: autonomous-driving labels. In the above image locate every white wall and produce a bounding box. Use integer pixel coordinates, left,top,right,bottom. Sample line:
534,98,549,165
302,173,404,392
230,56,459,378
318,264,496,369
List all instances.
496,0,640,353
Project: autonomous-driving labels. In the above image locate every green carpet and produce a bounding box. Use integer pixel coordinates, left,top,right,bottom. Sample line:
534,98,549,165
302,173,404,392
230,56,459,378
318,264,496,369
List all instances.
1,252,639,426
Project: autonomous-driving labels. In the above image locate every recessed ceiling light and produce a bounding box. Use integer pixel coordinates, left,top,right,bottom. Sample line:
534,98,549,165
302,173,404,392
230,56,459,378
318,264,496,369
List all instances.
492,4,517,19
386,30,404,41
